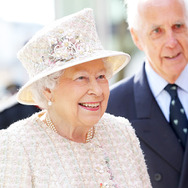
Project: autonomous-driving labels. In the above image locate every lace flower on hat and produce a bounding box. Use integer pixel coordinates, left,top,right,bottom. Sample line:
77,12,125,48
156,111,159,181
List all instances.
47,31,90,65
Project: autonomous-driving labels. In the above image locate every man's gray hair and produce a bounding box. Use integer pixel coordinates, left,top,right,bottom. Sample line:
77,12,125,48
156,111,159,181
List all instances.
124,0,188,30
124,0,140,30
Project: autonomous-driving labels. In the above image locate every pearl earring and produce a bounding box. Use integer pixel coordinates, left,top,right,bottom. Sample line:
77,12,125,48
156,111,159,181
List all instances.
48,100,52,106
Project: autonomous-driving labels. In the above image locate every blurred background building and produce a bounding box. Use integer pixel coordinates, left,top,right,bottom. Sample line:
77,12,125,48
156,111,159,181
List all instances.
0,0,144,109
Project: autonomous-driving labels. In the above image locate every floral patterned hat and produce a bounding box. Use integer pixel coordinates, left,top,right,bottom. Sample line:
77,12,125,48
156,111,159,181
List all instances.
17,8,130,105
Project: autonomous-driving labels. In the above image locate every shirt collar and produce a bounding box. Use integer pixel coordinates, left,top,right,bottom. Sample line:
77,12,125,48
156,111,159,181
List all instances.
145,60,168,98
145,60,188,96
175,64,188,93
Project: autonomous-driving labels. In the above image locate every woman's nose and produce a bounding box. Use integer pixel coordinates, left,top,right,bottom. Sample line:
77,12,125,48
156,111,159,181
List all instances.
88,79,102,96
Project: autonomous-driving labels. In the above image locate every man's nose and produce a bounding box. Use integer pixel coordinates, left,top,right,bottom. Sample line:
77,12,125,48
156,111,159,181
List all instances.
165,30,178,48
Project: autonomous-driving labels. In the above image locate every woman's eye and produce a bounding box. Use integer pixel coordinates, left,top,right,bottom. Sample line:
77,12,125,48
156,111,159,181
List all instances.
98,75,106,79
77,76,85,80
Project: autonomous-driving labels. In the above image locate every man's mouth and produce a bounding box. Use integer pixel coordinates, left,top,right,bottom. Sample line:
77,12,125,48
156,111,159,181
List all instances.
164,53,180,59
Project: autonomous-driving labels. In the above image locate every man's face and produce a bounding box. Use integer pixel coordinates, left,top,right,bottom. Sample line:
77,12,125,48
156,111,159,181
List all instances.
131,0,188,83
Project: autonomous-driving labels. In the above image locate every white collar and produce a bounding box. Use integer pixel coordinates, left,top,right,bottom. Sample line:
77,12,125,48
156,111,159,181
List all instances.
145,60,188,96
145,60,167,98
175,64,188,93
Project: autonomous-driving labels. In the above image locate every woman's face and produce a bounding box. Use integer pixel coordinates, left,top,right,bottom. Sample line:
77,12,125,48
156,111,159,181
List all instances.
49,59,110,128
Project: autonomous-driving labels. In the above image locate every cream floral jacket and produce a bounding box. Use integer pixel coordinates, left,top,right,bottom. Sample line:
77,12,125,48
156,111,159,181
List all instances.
0,111,151,188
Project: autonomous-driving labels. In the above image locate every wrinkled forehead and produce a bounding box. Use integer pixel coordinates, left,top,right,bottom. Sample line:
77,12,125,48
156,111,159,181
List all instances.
139,0,184,7
138,0,187,21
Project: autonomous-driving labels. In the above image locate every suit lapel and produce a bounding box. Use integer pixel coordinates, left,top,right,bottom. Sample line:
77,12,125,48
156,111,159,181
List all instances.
133,63,184,172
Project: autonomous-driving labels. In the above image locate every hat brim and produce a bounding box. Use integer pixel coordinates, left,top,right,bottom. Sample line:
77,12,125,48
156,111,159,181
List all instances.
17,50,130,105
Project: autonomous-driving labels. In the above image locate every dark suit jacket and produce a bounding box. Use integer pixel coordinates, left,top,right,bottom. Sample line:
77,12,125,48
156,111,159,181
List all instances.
0,103,39,130
107,63,188,188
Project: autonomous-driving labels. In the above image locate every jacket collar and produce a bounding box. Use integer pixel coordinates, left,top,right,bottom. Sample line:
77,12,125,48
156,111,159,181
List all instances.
134,63,154,119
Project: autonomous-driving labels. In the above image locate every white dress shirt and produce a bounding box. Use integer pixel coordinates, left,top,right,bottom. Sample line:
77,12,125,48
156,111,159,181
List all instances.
145,61,188,122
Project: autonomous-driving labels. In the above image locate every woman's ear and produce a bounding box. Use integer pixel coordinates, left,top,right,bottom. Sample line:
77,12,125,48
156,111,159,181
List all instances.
130,28,143,51
43,88,53,102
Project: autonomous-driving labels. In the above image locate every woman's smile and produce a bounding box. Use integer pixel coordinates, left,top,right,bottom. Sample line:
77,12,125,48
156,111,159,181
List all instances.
79,102,100,111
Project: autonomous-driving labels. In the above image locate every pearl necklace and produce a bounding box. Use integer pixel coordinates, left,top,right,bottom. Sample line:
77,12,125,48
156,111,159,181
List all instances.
45,114,95,143
46,114,57,133
85,126,95,143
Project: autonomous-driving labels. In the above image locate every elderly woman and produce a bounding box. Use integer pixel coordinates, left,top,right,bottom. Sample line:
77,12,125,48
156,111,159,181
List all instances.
0,9,151,187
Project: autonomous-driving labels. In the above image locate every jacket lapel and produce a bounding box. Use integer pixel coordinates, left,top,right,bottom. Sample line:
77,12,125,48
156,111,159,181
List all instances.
133,63,184,172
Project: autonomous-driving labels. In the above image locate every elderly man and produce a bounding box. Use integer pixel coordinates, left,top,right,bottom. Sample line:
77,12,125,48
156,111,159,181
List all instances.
107,0,188,187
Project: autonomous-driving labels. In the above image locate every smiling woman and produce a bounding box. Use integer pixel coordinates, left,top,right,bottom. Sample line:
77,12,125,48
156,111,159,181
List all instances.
0,8,152,187
39,59,110,142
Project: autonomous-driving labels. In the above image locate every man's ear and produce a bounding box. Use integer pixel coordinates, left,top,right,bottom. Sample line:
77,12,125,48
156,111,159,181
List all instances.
130,28,143,51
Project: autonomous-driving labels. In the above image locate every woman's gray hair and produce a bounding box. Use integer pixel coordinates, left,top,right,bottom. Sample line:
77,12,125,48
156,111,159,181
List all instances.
30,59,113,109
124,0,188,30
30,70,64,109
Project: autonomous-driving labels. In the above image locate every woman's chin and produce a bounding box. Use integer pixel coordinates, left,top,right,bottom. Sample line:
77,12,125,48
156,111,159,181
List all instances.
80,115,102,127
